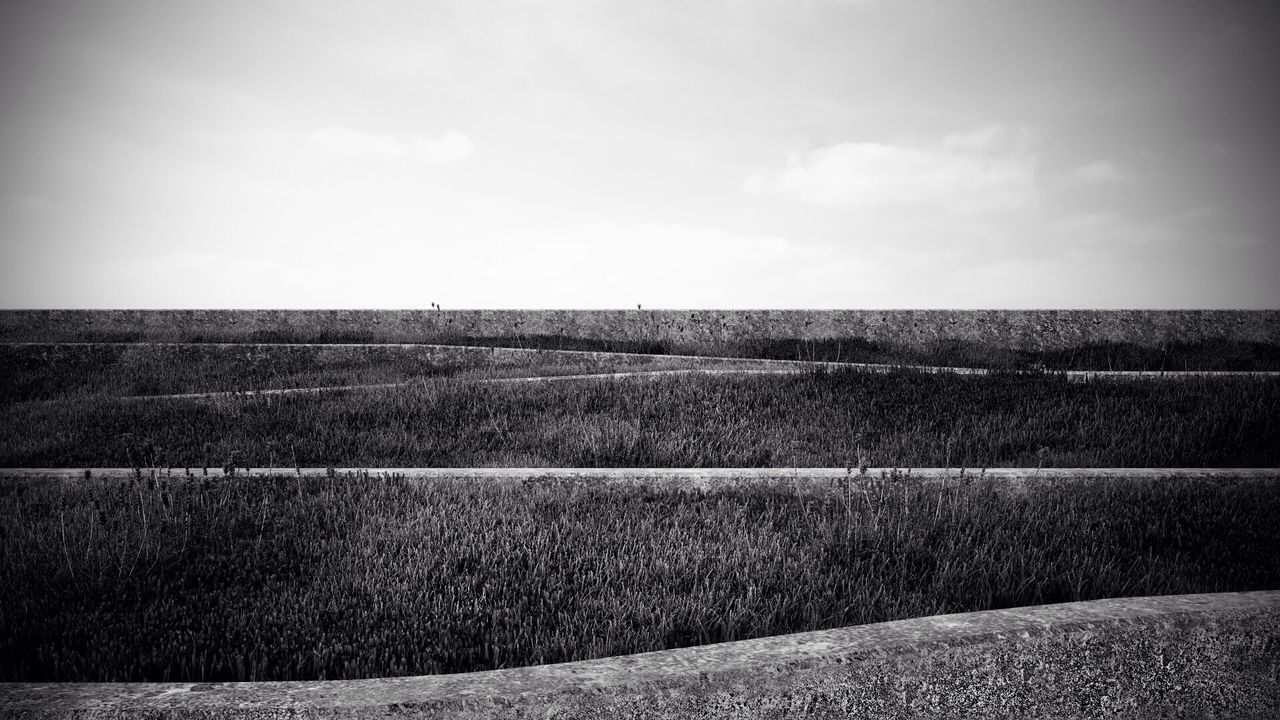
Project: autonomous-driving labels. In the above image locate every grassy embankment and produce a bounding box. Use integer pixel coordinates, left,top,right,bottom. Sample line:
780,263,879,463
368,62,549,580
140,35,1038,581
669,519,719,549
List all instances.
3,368,1277,468
2,472,1277,682
8,334,1280,371
510,336,1280,372
0,343,732,404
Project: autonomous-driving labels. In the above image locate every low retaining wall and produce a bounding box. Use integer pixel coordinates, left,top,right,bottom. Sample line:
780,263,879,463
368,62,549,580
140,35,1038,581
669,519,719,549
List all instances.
3,309,1278,349
3,591,1276,719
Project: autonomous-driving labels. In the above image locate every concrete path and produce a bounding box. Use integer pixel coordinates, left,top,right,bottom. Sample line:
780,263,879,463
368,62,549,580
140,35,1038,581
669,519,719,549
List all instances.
115,380,418,401
473,366,807,383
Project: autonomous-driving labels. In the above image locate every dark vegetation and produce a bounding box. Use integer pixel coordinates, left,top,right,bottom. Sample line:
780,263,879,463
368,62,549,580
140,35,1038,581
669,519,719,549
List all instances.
2,320,1276,684
2,472,1277,682
6,335,1280,372
503,336,1280,372
3,369,1277,468
719,337,1280,371
0,344,447,403
0,343,693,404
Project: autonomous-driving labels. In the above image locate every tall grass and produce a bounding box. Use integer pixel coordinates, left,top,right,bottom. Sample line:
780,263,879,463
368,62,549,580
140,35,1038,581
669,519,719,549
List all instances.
0,343,737,404
0,343,447,403
2,369,1277,468
2,472,1276,682
5,336,1279,396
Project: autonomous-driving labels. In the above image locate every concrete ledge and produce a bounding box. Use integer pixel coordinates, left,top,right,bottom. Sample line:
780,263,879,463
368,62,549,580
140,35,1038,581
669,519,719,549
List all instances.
2,591,1276,719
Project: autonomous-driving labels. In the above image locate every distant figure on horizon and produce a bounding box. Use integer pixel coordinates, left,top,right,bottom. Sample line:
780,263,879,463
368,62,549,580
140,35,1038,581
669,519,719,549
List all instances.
637,303,642,310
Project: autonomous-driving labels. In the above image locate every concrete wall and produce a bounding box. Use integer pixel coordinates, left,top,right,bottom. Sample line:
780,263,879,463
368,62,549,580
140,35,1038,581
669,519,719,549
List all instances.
3,309,1278,350
3,590,1276,719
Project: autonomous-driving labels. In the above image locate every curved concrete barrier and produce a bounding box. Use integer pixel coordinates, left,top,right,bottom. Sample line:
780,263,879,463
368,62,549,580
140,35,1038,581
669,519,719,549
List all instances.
2,591,1276,719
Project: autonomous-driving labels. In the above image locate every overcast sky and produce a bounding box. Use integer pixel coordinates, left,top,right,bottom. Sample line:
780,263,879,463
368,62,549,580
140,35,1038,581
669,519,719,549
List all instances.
2,0,1277,309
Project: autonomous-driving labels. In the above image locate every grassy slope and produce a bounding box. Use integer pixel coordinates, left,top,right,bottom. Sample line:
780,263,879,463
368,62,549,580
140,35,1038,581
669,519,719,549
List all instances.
1,343,731,404
7,337,1280,382
2,473,1276,682
3,369,1277,468
522,336,1280,372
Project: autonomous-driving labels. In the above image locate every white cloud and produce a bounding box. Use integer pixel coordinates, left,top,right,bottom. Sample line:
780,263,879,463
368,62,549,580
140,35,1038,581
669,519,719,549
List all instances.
305,127,474,161
941,125,1035,154
503,222,812,276
306,127,403,159
745,125,1039,213
727,0,880,8
1063,160,1131,185
630,223,797,260
429,221,853,308
410,132,476,161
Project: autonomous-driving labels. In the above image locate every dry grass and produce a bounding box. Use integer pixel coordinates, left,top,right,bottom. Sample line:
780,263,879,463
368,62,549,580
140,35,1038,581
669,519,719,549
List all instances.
3,368,1277,468
2,471,1276,682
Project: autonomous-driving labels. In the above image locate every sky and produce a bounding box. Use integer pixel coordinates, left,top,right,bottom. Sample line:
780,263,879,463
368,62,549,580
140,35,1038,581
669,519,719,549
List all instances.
2,0,1278,309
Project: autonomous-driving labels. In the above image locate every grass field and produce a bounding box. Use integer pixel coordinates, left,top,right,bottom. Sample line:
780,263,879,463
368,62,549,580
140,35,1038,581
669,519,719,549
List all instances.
1,343,746,404
3,327,1276,686
7,336,1280,378
2,368,1276,468
2,472,1276,682
521,336,1280,371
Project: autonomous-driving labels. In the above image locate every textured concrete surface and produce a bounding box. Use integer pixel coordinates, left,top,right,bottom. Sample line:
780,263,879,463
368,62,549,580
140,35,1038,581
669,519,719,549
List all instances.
2,309,1277,349
2,592,1277,719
